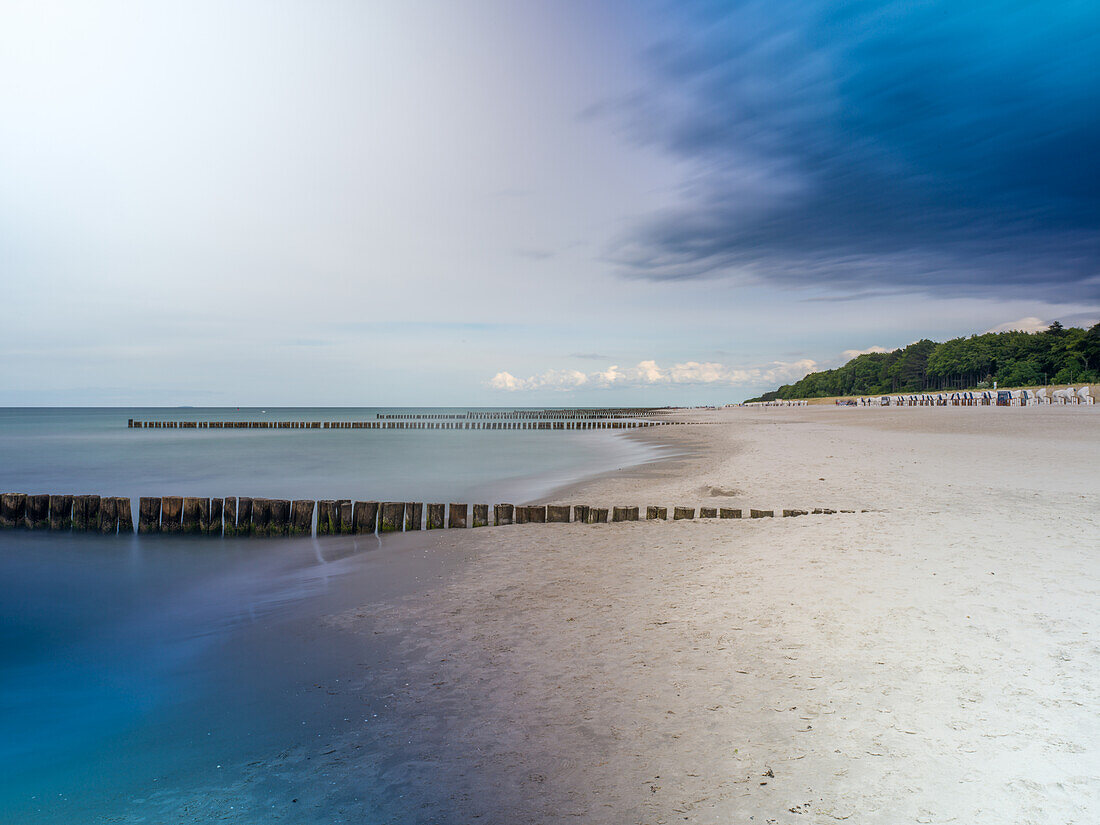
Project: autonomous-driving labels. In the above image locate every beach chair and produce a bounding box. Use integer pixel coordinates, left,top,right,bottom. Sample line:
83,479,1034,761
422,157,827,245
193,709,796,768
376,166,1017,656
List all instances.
1077,386,1094,405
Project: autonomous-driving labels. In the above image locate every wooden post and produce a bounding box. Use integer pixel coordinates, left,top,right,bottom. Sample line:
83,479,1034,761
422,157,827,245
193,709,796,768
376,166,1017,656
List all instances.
117,497,134,533
182,498,204,534
493,504,513,526
612,506,638,522
50,494,73,531
427,503,446,529
592,507,609,523
290,500,314,535
448,503,468,529
206,498,222,536
353,501,378,534
782,509,808,517
673,507,695,520
98,496,118,534
71,495,88,531
270,499,291,536
546,505,571,523
238,497,254,536
317,500,336,535
138,497,161,533
405,502,423,531
2,493,27,529
719,508,741,519
699,507,717,518
337,500,353,534
160,496,183,533
472,504,489,527
514,505,530,525
251,499,271,536
646,506,667,520
749,509,773,518
85,495,101,532
526,505,546,523
572,505,590,524
25,494,49,529
223,497,239,537
379,502,404,533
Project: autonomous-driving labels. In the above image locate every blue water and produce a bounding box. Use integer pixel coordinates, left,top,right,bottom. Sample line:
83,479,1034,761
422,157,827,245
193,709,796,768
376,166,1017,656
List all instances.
0,408,660,823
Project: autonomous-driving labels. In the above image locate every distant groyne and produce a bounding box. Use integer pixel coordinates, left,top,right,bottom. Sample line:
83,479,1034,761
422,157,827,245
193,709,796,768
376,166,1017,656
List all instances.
0,494,858,537
126,407,682,430
127,419,674,430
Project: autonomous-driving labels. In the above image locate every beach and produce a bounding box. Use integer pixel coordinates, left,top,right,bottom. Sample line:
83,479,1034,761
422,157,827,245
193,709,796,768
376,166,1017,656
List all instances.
317,406,1100,823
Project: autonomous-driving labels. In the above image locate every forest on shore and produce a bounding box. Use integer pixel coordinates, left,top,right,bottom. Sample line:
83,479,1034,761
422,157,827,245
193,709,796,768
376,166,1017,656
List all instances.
748,322,1100,402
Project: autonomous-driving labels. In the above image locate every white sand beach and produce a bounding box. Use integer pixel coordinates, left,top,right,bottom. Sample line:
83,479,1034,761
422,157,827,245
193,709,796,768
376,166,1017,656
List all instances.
328,407,1099,824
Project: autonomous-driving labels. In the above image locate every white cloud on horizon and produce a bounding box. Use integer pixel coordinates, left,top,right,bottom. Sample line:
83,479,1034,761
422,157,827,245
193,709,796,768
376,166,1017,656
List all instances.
840,345,891,361
984,316,1048,334
488,358,818,392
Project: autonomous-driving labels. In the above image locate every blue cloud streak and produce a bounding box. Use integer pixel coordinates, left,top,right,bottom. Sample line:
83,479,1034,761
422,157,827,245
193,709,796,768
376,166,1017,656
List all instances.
612,0,1100,299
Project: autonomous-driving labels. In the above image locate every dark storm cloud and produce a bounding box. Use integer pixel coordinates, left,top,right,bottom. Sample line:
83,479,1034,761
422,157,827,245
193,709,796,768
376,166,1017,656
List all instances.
613,0,1100,299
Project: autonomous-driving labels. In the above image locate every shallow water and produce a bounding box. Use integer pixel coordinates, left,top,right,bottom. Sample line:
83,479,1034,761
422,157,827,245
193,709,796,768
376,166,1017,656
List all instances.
0,407,658,822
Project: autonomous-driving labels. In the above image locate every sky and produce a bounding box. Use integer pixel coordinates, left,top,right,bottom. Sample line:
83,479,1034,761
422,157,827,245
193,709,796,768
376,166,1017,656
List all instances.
2,0,1098,406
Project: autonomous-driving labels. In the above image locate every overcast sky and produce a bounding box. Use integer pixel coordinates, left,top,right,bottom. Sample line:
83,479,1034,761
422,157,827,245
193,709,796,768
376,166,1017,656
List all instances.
3,0,1098,406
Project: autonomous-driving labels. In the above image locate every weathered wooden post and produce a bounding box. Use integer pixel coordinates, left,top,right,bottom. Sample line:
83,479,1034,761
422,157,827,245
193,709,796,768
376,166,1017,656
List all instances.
97,496,118,534
699,507,717,518
70,495,89,531
290,500,314,536
528,505,547,523
353,501,378,534
117,497,134,533
646,506,667,520
317,500,336,535
719,508,741,519
138,497,161,533
749,509,773,518
572,505,590,523
158,496,182,533
86,495,101,531
379,502,404,533
202,498,221,536
270,500,291,536
612,506,639,522
49,494,73,531
223,497,239,537
472,504,489,527
405,503,423,531
493,504,513,526
182,498,204,534
673,507,695,520
337,500,353,534
448,503,468,529
514,505,530,524
592,507,609,523
25,494,49,529
427,503,446,529
546,505,570,523
250,499,271,536
782,509,808,518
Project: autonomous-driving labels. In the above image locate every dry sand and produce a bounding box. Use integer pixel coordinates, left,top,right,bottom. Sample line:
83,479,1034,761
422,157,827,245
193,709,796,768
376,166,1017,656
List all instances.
329,407,1099,824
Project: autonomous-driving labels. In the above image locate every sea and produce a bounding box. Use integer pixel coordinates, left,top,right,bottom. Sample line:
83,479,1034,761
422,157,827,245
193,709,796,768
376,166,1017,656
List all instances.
0,407,661,823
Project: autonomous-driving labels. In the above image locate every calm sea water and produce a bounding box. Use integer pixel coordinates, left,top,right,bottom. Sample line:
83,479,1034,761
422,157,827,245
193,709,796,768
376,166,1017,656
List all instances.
0,408,660,823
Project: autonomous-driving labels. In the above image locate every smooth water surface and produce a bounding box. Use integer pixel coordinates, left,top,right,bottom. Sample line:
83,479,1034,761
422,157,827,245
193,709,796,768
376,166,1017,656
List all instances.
0,408,662,822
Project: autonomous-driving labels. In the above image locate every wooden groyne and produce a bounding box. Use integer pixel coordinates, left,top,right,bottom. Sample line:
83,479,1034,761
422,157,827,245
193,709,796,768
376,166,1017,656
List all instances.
0,494,858,537
127,419,677,430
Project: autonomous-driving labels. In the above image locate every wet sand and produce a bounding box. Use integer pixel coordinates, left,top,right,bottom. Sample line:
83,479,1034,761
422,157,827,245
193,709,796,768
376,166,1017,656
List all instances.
326,406,1099,823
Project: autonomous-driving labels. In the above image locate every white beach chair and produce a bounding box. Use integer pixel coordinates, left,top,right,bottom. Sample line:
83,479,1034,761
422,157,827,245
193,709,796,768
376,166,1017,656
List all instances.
1077,386,1094,405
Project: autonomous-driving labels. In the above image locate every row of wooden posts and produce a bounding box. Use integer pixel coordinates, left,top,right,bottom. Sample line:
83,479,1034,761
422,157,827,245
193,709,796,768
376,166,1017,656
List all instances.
0,493,852,536
127,419,674,430
377,409,669,420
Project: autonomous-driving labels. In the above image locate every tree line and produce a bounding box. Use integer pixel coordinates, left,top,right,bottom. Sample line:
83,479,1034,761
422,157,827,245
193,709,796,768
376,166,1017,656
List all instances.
747,322,1100,401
